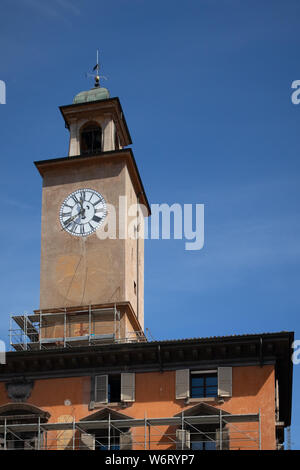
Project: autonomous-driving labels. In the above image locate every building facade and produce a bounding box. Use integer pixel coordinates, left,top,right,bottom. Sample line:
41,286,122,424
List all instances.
0,77,293,450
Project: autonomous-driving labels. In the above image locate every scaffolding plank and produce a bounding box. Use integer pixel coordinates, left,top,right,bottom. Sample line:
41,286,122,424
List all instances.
0,413,259,434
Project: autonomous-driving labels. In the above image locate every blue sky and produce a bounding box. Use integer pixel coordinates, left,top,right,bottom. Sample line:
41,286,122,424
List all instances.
0,0,300,448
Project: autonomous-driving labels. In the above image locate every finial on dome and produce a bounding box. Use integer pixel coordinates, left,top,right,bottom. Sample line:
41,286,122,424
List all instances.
72,51,110,104
92,50,100,88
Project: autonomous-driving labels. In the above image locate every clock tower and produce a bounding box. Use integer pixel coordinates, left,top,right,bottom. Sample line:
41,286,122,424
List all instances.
34,76,150,345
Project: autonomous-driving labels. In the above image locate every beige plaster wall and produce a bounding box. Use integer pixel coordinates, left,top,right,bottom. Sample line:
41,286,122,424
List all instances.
124,166,145,330
39,158,127,310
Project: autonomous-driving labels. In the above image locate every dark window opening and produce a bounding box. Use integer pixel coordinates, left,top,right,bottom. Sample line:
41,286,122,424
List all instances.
80,124,102,155
190,372,218,398
0,432,38,450
114,127,119,150
94,427,120,450
187,423,218,451
108,375,121,403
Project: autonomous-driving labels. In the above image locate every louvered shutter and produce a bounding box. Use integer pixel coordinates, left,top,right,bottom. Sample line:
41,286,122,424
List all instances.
176,369,189,399
218,367,232,397
80,433,95,450
176,429,190,449
119,431,132,450
222,428,230,450
121,373,135,402
215,427,230,450
95,375,108,403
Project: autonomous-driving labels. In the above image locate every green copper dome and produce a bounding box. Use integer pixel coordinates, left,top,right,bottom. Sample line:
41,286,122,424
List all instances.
73,86,110,104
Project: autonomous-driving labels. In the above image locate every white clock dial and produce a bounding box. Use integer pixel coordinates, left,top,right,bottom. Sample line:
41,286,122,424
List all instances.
59,188,107,237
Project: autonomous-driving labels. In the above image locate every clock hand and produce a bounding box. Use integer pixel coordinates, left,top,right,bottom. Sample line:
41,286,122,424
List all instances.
79,193,85,210
63,208,84,228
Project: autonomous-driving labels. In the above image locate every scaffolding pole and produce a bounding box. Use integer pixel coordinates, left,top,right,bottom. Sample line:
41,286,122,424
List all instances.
72,417,75,450
144,412,147,450
37,417,41,450
39,310,42,350
88,305,91,346
108,413,111,451
4,418,7,450
219,409,222,450
259,408,261,450
24,316,27,351
64,309,66,348
181,410,184,450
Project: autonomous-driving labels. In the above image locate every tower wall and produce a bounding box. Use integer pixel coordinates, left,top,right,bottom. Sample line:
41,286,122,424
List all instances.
39,157,127,310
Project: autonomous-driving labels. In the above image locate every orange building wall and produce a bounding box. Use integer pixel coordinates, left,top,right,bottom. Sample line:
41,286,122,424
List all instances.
0,364,275,450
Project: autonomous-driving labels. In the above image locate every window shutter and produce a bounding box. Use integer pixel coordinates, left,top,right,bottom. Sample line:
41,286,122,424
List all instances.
121,373,135,402
215,429,221,450
176,369,189,399
95,375,108,403
186,430,190,449
215,427,230,450
80,432,95,450
218,367,232,397
119,431,132,450
222,428,230,450
176,429,190,449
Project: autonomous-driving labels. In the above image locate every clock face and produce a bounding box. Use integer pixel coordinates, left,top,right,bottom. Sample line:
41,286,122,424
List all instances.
59,188,107,237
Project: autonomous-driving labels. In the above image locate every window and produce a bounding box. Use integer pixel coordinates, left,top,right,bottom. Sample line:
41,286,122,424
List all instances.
176,426,218,450
176,368,232,400
83,428,132,450
0,432,38,450
80,123,102,155
191,440,216,450
80,411,133,450
108,375,121,403
0,404,49,450
94,373,135,404
176,426,228,451
190,372,218,398
95,427,120,450
114,127,119,150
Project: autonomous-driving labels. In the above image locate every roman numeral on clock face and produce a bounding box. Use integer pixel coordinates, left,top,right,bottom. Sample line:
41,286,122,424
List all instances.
72,195,80,204
64,218,73,227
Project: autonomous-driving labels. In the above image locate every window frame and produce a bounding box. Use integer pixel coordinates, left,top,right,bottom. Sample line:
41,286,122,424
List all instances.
190,370,218,399
94,373,136,404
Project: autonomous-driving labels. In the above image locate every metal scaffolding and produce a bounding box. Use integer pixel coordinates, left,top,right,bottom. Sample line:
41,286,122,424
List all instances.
0,411,261,450
9,306,147,351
